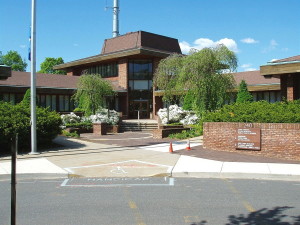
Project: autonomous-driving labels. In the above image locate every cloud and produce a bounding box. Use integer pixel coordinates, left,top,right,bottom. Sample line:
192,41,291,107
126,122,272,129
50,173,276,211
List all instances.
244,67,257,71
73,43,79,47
240,63,256,71
19,45,26,49
262,39,278,53
180,37,238,54
241,63,252,68
241,38,259,44
270,39,278,47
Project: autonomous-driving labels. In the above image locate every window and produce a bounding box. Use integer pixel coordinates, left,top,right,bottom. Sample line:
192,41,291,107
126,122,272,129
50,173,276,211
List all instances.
87,63,118,78
129,60,153,80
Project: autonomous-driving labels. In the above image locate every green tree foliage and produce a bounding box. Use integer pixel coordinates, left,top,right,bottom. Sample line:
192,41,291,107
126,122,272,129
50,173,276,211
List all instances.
38,57,66,74
1,50,27,71
20,89,31,106
73,74,114,116
179,45,237,115
153,54,183,103
183,90,195,110
236,80,253,103
202,100,300,123
0,101,62,152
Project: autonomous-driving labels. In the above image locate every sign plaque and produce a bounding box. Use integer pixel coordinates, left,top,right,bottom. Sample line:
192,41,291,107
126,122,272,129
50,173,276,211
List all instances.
236,128,261,150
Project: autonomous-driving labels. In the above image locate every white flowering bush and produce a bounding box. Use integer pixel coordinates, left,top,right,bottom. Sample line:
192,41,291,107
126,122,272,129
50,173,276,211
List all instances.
180,113,199,125
61,112,81,125
61,109,120,128
157,104,199,125
89,108,119,125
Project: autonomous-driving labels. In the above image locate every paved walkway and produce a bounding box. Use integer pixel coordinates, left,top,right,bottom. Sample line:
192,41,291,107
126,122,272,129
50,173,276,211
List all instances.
1,132,300,180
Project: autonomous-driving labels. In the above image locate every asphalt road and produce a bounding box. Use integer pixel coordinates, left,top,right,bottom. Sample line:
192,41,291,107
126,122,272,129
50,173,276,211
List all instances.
1,177,300,225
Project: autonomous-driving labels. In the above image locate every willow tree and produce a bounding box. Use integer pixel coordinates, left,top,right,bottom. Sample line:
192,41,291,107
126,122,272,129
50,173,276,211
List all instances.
73,74,114,116
179,45,237,114
153,54,183,103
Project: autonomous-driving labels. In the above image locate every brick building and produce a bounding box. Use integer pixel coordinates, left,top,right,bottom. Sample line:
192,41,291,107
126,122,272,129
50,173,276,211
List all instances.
54,31,182,119
0,31,299,118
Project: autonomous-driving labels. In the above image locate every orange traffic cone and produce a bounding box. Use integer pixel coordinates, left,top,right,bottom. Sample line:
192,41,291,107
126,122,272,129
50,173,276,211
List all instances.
185,140,191,151
169,142,174,153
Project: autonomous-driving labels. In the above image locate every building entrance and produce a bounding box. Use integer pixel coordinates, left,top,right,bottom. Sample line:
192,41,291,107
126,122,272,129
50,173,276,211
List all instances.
131,100,149,119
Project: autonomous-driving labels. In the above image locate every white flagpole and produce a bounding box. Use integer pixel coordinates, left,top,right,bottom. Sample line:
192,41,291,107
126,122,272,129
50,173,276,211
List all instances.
30,0,37,154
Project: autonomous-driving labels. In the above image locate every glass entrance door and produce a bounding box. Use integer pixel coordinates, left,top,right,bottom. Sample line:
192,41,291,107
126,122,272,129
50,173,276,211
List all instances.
132,100,149,119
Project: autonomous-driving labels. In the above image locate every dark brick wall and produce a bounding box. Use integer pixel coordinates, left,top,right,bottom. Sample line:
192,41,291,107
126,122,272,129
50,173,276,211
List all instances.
203,122,300,161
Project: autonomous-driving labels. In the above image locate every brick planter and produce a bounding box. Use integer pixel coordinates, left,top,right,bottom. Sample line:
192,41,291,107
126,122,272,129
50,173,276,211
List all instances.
203,122,300,161
106,125,119,133
93,123,107,135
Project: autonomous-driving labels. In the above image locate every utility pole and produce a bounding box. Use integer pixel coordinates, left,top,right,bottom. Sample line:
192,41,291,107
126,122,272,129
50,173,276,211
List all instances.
30,0,37,154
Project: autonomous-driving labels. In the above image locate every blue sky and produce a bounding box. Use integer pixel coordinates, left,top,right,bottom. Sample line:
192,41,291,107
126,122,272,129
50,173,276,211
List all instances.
1,0,300,72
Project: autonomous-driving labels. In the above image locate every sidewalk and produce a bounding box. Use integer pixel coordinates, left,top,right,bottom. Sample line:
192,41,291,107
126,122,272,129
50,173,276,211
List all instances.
0,133,300,181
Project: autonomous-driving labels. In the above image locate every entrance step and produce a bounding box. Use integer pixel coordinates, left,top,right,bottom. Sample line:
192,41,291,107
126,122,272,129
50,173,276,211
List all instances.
119,121,158,132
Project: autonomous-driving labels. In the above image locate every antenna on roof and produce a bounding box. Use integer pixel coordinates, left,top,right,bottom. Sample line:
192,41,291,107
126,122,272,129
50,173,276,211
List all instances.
105,0,120,37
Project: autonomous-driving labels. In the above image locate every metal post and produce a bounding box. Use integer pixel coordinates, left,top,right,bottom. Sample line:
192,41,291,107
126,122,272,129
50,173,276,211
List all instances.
112,0,119,37
30,0,37,154
11,134,18,225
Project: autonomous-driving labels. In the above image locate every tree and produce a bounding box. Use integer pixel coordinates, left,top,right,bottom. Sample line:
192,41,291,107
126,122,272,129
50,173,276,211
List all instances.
38,57,66,74
73,74,114,116
236,80,253,103
1,50,27,71
154,54,184,123
153,54,183,103
179,45,237,114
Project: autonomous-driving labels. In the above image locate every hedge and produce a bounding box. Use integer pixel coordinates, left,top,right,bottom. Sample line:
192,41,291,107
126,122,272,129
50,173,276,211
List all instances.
0,101,62,153
202,100,300,123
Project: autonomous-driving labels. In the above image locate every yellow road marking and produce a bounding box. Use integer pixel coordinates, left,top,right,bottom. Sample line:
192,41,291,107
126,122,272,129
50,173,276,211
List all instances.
223,178,255,213
184,216,200,223
124,189,147,225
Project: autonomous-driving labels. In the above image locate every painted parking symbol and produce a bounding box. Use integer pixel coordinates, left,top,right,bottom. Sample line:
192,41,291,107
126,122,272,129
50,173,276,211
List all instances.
110,166,127,174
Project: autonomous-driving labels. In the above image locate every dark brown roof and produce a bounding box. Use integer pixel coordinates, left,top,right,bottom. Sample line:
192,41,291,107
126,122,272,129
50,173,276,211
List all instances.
232,70,280,85
271,55,300,63
0,71,126,92
55,31,181,70
101,31,182,54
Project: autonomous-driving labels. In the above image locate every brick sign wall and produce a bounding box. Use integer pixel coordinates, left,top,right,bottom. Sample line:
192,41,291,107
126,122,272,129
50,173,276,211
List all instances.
203,122,300,161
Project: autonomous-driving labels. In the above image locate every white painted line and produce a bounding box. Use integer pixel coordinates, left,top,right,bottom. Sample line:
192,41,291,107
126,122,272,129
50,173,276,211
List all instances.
61,179,69,187
60,177,175,187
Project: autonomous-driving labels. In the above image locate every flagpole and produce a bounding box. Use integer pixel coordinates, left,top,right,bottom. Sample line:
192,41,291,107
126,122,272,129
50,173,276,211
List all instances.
30,0,37,154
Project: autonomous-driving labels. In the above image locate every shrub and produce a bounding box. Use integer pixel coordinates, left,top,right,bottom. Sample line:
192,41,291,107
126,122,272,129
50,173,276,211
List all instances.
202,100,300,123
168,124,203,139
89,108,119,125
157,104,199,125
0,101,62,153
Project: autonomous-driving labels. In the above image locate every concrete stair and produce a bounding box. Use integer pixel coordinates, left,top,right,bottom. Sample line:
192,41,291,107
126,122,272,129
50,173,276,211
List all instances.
119,120,158,132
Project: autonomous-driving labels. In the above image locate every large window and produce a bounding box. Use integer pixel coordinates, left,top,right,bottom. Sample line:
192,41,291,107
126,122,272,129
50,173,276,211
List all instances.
87,63,118,78
129,60,153,80
128,60,153,118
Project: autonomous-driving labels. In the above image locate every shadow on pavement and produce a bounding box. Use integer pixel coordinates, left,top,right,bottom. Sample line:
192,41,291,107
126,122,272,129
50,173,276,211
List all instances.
191,206,300,225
